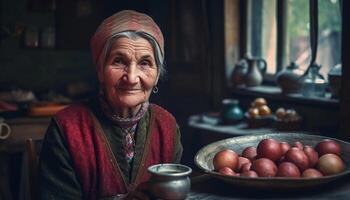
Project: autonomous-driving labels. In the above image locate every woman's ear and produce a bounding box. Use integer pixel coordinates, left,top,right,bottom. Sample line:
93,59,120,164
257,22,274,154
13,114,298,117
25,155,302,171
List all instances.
154,72,160,86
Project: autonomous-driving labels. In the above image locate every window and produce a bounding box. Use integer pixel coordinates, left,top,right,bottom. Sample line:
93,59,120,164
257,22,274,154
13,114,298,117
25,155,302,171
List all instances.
226,0,342,81
247,0,277,74
286,0,341,79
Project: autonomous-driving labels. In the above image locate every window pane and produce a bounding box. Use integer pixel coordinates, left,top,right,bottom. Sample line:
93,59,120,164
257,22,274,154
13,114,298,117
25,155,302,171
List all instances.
261,0,277,74
317,0,341,79
286,0,341,79
248,0,277,75
286,0,310,69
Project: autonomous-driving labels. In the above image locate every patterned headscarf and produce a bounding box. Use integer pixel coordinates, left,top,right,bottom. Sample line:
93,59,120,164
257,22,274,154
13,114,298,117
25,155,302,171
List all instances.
90,10,164,78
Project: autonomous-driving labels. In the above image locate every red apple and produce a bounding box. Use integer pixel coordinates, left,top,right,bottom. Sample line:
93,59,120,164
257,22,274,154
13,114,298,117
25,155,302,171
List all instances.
277,162,301,177
240,163,252,173
242,146,257,161
284,147,309,172
280,142,291,155
317,153,345,175
218,167,237,176
302,168,323,178
237,156,251,172
315,139,342,156
251,158,277,177
213,149,239,171
303,145,319,167
257,138,283,162
292,141,304,150
241,170,258,177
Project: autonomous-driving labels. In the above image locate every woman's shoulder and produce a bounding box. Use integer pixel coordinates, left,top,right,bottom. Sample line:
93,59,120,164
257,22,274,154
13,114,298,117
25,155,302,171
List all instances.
150,103,176,122
54,102,92,122
57,103,89,114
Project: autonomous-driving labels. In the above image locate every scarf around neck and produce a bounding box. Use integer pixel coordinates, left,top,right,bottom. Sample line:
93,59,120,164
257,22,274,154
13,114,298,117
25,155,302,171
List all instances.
98,94,149,163
98,94,149,129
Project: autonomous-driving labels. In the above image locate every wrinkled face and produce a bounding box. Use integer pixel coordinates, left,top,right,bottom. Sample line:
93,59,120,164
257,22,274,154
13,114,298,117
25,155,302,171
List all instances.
100,37,159,111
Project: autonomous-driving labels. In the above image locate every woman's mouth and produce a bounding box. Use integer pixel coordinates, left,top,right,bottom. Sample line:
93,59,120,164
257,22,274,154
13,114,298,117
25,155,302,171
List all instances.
118,88,142,94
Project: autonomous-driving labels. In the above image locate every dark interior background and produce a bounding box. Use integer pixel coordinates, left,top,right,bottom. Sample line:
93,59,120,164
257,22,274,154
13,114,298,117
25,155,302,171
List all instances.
1,1,225,196
0,0,226,120
1,0,350,198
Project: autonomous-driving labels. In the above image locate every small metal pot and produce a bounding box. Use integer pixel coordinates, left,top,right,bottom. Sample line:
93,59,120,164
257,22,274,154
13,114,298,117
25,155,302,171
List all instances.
276,62,304,94
147,163,192,200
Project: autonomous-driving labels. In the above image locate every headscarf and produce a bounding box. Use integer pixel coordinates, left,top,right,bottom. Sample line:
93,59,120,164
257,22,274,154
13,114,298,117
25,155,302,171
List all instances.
90,10,164,78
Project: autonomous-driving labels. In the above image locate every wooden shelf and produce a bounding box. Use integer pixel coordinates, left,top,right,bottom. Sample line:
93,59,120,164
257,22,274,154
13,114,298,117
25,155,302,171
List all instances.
188,115,312,137
230,85,339,109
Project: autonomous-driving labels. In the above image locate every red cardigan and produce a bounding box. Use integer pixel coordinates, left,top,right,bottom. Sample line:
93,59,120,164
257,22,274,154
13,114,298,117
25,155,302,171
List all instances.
55,103,177,199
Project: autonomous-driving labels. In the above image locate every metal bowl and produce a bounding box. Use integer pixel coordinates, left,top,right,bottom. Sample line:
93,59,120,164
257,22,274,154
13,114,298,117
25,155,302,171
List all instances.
194,133,350,189
148,163,192,199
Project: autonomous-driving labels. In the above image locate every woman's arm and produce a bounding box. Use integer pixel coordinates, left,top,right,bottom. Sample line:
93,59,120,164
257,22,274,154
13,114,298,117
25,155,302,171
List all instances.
38,119,82,200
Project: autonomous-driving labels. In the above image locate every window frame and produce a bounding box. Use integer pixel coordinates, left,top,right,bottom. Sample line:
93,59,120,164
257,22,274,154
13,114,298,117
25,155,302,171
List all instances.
241,0,342,84
240,0,281,84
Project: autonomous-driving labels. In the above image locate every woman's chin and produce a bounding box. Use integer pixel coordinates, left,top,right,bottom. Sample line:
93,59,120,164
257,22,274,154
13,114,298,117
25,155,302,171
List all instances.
116,98,146,109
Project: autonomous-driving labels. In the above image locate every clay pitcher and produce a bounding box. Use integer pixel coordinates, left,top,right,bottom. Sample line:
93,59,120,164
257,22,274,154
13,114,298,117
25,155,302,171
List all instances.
231,59,248,87
244,57,267,86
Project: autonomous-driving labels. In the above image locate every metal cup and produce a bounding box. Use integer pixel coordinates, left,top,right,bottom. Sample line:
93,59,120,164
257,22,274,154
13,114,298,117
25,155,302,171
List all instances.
147,163,192,200
0,118,11,140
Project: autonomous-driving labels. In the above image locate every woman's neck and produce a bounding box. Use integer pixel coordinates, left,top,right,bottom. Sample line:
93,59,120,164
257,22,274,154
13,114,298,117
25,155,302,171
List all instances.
114,104,142,118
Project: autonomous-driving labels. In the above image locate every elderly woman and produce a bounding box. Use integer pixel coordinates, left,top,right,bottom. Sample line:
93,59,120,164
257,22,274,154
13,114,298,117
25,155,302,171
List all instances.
38,10,182,200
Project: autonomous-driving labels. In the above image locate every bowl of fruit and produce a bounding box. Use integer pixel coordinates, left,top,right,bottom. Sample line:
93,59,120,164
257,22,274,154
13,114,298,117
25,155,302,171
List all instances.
194,133,350,189
245,98,274,128
274,108,302,131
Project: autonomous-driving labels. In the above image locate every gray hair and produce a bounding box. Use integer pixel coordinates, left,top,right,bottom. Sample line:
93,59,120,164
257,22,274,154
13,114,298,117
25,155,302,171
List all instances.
102,31,165,78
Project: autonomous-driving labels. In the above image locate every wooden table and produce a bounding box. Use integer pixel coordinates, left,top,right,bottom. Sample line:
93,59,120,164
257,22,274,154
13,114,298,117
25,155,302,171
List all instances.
0,117,50,153
187,174,350,199
0,117,50,200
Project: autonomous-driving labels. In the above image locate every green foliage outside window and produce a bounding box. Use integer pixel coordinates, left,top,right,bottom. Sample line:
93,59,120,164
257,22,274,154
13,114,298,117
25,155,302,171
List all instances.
288,0,341,37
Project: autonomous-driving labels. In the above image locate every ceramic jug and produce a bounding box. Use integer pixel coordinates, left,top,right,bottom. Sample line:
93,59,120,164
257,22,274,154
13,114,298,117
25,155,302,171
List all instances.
231,59,248,87
244,56,267,86
220,98,244,124
300,63,327,98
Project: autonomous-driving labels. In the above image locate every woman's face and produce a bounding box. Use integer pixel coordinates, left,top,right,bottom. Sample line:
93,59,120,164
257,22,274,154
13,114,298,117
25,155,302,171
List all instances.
101,37,159,112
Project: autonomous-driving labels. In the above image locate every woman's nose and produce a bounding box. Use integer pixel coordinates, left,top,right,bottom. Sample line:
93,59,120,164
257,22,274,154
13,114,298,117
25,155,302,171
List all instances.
124,63,140,84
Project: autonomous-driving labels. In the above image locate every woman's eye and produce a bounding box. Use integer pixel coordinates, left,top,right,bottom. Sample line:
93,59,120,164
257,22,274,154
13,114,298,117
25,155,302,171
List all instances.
113,58,124,65
140,60,151,67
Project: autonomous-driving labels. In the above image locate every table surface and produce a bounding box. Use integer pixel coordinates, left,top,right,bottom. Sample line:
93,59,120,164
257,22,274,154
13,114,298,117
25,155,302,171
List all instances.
0,117,50,153
187,174,350,199
188,115,274,136
188,114,296,136
188,114,313,136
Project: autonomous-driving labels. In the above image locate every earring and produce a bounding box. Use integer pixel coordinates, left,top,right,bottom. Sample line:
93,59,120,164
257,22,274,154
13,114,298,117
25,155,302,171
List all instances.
152,86,159,93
